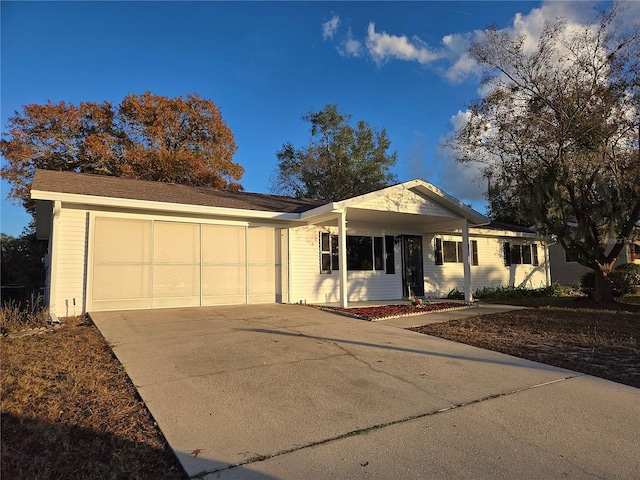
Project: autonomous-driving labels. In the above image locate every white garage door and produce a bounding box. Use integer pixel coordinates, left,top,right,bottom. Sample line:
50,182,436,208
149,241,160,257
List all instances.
91,217,288,311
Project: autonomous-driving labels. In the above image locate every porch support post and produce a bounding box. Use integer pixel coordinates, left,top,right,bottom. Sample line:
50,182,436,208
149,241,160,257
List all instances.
338,209,348,308
462,220,473,302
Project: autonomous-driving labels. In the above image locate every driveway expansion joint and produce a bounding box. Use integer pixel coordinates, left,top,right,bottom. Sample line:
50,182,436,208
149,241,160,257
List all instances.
189,373,583,479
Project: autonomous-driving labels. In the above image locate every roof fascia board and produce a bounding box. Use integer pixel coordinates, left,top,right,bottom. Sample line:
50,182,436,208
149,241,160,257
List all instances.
433,226,541,239
30,190,303,221
299,202,338,220
470,227,540,239
410,182,489,225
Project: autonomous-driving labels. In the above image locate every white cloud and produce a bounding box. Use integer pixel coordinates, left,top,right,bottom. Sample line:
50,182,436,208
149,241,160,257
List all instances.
338,29,362,57
322,15,340,40
325,1,619,83
365,23,442,66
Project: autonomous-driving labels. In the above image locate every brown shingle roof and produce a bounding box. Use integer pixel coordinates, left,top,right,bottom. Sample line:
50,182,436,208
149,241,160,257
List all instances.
31,169,327,214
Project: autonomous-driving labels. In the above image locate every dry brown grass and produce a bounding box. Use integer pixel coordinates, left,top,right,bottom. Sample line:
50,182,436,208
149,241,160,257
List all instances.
1,315,186,480
412,297,640,388
0,301,50,335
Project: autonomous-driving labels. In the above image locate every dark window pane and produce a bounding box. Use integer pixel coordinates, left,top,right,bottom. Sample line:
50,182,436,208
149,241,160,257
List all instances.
504,242,511,266
457,242,464,263
443,241,457,263
434,238,443,265
511,245,522,264
320,232,331,273
522,245,532,264
331,235,339,270
347,236,373,270
321,253,331,273
321,232,330,252
385,236,395,274
532,244,539,265
472,240,478,266
374,237,384,270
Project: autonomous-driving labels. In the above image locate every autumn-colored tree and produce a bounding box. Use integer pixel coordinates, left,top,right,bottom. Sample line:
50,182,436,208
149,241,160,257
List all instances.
271,104,397,201
1,92,243,212
447,5,640,302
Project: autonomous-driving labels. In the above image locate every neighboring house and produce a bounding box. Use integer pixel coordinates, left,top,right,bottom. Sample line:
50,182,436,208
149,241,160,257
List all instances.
31,169,550,317
549,238,640,286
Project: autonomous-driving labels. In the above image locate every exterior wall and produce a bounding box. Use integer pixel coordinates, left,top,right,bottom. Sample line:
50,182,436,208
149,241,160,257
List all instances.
423,233,549,298
354,189,457,217
289,225,549,303
50,205,89,317
549,242,640,286
288,225,403,303
548,243,589,286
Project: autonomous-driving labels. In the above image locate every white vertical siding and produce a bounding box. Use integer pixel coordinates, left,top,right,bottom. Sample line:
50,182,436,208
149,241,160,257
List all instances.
51,206,89,317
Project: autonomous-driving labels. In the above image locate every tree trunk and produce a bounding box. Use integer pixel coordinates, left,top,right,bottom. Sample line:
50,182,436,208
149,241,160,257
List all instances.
593,265,615,303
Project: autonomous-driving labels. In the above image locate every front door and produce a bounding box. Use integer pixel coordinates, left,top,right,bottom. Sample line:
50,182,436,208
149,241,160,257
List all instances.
401,235,424,297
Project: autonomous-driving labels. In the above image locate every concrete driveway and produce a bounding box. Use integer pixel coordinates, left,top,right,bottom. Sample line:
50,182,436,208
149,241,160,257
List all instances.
90,304,640,480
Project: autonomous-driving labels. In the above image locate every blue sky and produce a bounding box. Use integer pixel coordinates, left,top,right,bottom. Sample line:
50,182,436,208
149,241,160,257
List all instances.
1,1,613,236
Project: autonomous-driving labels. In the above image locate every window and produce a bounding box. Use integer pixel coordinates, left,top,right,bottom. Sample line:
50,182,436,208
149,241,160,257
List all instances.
321,234,390,272
510,244,522,265
347,236,373,270
438,239,478,265
320,232,331,273
443,241,458,263
504,242,511,266
472,240,479,266
631,243,640,262
385,236,395,274
506,242,539,265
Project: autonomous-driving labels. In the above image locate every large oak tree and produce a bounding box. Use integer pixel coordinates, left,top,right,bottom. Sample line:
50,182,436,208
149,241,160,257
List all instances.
448,4,640,302
1,92,243,212
271,104,398,201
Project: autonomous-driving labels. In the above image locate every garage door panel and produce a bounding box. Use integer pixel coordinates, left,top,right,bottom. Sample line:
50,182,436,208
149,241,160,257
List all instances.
93,264,151,300
202,265,245,296
92,298,152,311
203,225,245,264
94,218,151,264
154,222,200,263
153,265,200,298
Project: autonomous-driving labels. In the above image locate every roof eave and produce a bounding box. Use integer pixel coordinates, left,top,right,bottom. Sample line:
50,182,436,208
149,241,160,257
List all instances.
30,190,304,221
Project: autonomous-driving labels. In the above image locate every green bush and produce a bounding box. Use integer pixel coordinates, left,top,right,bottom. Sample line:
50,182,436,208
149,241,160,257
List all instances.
615,263,640,285
580,263,640,298
446,288,465,300
448,284,573,301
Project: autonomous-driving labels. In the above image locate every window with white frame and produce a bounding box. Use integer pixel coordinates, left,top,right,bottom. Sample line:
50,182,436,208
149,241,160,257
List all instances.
435,238,478,265
504,242,539,266
320,233,389,273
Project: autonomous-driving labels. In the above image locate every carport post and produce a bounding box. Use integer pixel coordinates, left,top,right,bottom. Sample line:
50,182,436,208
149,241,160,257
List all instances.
462,220,473,302
338,210,348,308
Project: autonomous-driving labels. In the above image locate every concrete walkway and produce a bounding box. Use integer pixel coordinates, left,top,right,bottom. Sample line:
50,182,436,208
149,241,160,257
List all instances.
378,303,527,328
91,304,639,479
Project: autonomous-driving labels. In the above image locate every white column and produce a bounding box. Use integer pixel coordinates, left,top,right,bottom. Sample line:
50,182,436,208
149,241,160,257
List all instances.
462,220,473,302
338,210,348,308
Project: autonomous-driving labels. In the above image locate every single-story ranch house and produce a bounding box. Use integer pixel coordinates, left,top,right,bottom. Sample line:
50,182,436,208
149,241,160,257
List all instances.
31,169,550,317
